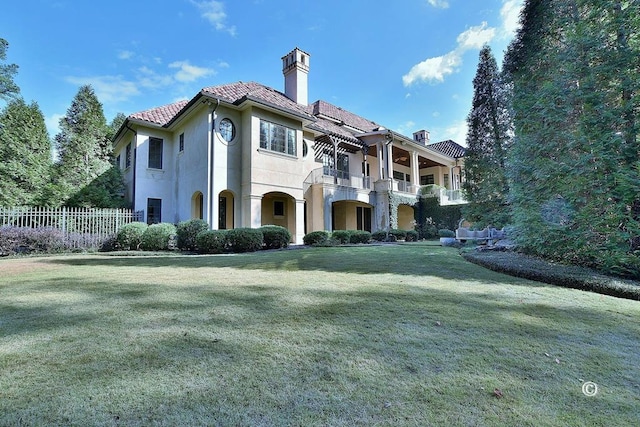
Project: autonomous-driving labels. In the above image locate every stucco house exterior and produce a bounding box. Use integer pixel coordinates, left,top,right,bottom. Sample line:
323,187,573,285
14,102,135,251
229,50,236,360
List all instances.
112,48,466,244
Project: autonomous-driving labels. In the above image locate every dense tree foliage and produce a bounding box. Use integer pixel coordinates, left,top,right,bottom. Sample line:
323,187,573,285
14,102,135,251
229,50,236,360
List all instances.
503,0,640,276
0,99,52,206
462,45,512,227
0,38,19,101
53,85,126,208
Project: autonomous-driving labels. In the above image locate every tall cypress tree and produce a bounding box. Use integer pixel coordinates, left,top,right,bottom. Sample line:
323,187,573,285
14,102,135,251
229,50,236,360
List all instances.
54,85,115,206
462,45,512,227
0,38,20,101
0,99,52,206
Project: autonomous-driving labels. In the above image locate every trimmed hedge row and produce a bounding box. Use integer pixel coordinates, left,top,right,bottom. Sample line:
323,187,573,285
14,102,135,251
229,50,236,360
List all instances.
302,230,373,246
462,250,640,301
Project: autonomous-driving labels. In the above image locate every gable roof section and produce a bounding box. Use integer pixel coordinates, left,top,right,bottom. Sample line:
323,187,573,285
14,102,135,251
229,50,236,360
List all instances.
426,139,466,158
310,100,380,133
129,100,190,126
202,81,314,120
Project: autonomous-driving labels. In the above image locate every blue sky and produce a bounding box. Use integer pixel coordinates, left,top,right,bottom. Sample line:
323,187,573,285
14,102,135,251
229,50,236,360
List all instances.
1,0,522,145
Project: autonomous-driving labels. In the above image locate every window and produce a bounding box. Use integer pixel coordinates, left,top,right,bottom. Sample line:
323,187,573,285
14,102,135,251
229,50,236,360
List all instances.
260,120,296,156
444,173,450,189
147,198,162,224
421,174,435,185
125,143,132,168
356,206,372,232
116,154,121,169
219,196,227,229
148,137,163,169
179,133,184,152
274,200,285,217
322,153,349,178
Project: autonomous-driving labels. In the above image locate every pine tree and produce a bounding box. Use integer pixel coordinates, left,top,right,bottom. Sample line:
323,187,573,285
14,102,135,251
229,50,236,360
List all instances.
462,45,512,227
53,85,126,207
0,99,52,205
0,38,20,102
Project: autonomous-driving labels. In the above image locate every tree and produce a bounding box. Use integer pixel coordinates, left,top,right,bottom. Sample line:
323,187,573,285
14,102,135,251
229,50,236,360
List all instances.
0,38,20,102
0,99,52,206
504,0,640,276
107,112,127,141
53,85,124,207
462,45,512,227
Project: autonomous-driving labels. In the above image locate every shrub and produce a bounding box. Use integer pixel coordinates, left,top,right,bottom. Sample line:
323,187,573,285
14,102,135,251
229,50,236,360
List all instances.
116,222,148,250
260,225,291,249
177,219,209,251
371,230,388,242
389,229,407,240
349,230,371,244
406,230,419,242
140,223,177,251
226,228,264,253
438,229,455,238
331,230,352,244
196,230,228,254
303,230,330,246
0,226,67,255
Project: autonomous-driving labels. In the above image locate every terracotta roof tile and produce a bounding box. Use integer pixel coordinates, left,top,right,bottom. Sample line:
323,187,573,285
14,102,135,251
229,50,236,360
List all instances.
310,100,380,132
427,140,466,158
129,100,189,126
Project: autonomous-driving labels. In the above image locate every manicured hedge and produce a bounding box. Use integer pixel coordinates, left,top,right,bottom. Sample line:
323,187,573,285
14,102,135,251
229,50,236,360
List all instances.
116,222,148,250
349,230,371,244
260,225,291,249
141,223,176,251
303,231,329,246
463,250,640,301
331,230,351,244
226,228,264,253
177,219,209,251
196,230,228,254
405,230,419,242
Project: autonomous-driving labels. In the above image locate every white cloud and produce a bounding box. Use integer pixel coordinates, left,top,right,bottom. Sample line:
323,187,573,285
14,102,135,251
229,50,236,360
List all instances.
169,61,215,82
65,75,141,104
427,0,449,8
396,120,416,136
500,0,523,38
443,120,469,146
136,66,173,89
192,0,237,36
118,50,134,60
402,22,496,86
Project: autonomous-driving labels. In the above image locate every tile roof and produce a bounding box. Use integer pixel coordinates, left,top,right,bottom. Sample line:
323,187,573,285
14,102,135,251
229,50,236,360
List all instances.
129,100,189,126
426,140,466,158
310,100,380,133
202,81,314,119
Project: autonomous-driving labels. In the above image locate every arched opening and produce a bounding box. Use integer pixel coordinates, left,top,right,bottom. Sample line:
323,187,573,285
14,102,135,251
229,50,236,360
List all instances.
218,190,235,230
397,204,415,231
261,192,296,238
191,192,204,219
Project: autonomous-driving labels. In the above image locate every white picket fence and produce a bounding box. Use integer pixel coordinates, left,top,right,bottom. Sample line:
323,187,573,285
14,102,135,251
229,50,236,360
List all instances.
0,206,144,249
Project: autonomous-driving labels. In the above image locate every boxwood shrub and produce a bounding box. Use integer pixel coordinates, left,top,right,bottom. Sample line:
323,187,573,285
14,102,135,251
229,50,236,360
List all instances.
389,229,407,240
260,225,291,249
0,226,67,255
196,230,228,254
141,223,177,251
331,230,352,244
116,222,148,250
226,228,264,253
303,230,330,246
405,230,419,242
349,230,371,244
177,219,209,251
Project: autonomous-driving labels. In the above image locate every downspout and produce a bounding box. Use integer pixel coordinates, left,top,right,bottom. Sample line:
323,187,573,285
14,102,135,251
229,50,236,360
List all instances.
207,98,220,228
125,122,137,213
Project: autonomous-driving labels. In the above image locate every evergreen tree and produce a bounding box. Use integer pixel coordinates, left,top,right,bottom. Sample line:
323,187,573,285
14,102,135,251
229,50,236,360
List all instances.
0,38,20,101
54,85,125,207
462,45,512,227
0,99,52,206
505,0,640,276
108,112,127,141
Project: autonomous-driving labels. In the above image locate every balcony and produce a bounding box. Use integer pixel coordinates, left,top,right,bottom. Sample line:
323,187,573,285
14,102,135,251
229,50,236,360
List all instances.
303,167,371,192
421,185,467,205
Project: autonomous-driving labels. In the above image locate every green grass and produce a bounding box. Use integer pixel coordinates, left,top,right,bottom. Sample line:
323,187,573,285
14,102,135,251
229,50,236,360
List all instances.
1,244,639,426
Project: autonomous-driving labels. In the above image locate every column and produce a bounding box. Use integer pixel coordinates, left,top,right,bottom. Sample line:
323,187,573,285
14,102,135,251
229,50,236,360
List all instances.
295,198,305,245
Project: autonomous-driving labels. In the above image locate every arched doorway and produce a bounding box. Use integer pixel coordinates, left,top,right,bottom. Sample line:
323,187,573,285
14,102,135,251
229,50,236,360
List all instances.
191,192,203,219
261,192,296,237
218,190,235,229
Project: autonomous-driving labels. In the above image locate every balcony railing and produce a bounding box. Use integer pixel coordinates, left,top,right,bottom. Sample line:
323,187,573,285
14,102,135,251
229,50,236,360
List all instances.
303,167,371,192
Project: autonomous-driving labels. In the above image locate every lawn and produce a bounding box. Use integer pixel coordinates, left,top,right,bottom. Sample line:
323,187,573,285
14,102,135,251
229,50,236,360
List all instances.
1,244,639,426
